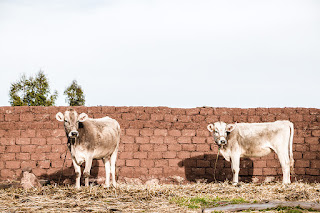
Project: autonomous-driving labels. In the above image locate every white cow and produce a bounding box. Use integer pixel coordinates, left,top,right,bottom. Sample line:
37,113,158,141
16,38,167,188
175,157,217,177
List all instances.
207,120,294,185
56,109,120,188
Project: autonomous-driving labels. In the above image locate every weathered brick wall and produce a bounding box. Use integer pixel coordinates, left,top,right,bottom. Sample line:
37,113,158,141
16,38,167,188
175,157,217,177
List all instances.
0,106,319,183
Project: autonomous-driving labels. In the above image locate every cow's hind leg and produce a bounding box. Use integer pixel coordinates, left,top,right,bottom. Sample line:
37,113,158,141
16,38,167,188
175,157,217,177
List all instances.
110,148,118,187
84,157,93,187
231,154,240,185
276,151,291,184
72,158,81,189
102,158,111,188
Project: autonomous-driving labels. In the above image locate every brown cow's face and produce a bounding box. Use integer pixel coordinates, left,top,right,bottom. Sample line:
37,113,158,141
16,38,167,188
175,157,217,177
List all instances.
207,121,236,146
56,109,88,138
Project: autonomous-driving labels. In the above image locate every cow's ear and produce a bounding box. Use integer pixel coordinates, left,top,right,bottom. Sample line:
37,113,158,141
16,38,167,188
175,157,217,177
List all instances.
207,124,215,132
78,113,88,122
226,124,236,132
56,112,64,122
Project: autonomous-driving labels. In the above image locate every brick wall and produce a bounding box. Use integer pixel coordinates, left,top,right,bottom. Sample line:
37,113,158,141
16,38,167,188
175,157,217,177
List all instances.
0,106,319,183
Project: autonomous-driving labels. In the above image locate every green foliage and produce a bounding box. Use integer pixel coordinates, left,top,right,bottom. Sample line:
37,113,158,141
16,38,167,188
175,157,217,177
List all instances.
63,80,85,106
9,71,58,106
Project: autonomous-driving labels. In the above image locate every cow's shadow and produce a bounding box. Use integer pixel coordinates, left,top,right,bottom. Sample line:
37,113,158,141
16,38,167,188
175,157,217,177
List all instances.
39,160,102,185
178,154,254,183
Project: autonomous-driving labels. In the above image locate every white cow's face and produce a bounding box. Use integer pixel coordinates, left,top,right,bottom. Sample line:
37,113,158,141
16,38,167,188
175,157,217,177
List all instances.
207,121,236,146
56,109,88,138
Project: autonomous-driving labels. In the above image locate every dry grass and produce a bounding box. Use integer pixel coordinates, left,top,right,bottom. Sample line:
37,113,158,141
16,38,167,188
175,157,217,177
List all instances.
0,181,320,212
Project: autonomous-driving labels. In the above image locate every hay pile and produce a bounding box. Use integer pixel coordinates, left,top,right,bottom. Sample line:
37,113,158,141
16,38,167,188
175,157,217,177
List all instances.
0,181,319,212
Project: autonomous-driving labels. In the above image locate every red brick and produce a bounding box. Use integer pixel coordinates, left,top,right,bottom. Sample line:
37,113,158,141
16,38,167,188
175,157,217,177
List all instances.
154,144,167,152
306,168,320,175
121,136,135,144
36,145,52,153
150,136,164,144
294,168,306,175
155,159,168,167
51,160,64,168
163,151,176,159
52,145,66,153
164,114,178,122
123,144,139,152
136,136,150,144
15,138,30,145
5,114,20,122
177,137,191,144
266,160,280,168
149,168,163,175
1,169,15,178
219,115,233,123
311,160,320,168
181,129,195,137
164,136,176,144
289,114,303,122
38,160,51,169
139,144,153,151
20,145,36,153
295,160,310,167
248,116,261,123
20,160,36,169
253,160,266,168
126,129,140,136
31,153,46,160
46,153,61,160
151,114,164,121
168,144,182,151
148,152,162,159
182,144,195,151
140,129,153,136
20,113,34,122
6,145,20,153
20,129,36,138
140,159,154,168
261,115,276,122
52,129,66,137
168,130,181,136
119,152,133,159
303,152,317,160
200,108,213,115
192,137,206,144
47,137,62,145
196,144,210,152
169,159,181,167
126,159,140,167
177,151,191,159
0,138,15,146
154,129,168,136
16,153,30,160
133,152,147,159
262,168,278,175
178,115,191,122
122,113,136,121
312,130,320,137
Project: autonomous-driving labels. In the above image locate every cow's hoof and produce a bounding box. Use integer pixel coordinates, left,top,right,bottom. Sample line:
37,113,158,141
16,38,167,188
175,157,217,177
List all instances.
232,182,239,186
102,184,110,188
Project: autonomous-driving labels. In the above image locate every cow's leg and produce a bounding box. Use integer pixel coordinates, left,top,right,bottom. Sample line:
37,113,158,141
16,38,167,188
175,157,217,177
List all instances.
102,158,111,188
231,154,240,185
72,158,81,189
83,157,93,187
110,148,118,187
276,151,291,184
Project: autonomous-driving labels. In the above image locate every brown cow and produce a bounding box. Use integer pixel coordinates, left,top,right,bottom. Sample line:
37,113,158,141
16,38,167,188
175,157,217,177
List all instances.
56,109,120,188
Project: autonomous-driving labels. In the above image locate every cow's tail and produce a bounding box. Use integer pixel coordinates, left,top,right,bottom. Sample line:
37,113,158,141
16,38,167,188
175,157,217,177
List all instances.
289,122,294,175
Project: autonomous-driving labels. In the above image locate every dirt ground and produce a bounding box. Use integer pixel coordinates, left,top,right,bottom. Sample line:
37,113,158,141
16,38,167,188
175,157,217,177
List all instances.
0,181,320,212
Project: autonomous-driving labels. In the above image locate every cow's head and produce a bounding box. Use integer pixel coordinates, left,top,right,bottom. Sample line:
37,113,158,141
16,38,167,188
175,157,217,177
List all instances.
56,109,88,138
207,121,236,146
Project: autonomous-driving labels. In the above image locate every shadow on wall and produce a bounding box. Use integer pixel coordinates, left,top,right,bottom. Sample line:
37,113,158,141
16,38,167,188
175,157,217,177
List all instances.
39,160,102,185
178,154,254,183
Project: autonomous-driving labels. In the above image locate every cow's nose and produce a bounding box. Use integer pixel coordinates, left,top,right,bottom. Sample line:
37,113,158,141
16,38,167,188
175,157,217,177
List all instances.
70,131,79,137
220,140,226,144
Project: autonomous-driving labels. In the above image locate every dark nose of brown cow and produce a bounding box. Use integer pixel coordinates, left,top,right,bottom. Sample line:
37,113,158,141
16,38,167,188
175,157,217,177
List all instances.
70,131,79,137
220,140,226,145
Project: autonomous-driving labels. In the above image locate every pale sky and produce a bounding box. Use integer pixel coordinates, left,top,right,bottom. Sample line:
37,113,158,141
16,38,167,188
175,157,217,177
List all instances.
0,0,319,108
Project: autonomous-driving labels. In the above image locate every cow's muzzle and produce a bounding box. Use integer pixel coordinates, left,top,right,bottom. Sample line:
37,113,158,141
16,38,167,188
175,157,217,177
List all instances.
69,131,79,138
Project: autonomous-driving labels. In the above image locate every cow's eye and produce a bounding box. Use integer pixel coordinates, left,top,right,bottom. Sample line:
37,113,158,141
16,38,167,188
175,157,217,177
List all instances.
214,130,219,134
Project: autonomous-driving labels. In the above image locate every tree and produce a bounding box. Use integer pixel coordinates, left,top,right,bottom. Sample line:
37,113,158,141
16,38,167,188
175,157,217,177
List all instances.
9,71,58,106
64,80,85,106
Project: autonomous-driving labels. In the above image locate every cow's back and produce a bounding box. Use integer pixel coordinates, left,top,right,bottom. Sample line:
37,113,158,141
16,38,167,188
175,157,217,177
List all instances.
79,116,120,159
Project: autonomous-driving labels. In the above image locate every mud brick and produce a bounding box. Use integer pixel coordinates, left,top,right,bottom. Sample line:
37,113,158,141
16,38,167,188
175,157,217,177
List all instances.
1,138,15,146
181,129,195,137
186,108,200,115
168,159,181,167
136,113,150,120
119,152,133,159
6,145,20,153
38,160,51,169
311,130,320,136
192,137,206,144
31,153,46,161
164,136,176,144
177,151,191,159
150,136,164,144
293,152,302,159
200,107,213,115
148,152,162,159
20,130,36,138
197,160,210,168
154,129,168,136
136,136,150,144
101,106,116,114
149,168,163,175
168,130,181,136
154,144,167,152
150,114,164,121
31,138,47,145
205,115,220,123
47,137,62,145
177,136,191,144
140,128,153,136
196,144,210,152
306,168,320,175
123,144,139,152
177,115,191,122
121,136,135,144
20,160,36,169
15,153,30,160
1,169,15,178
262,167,277,175
295,160,310,167
256,108,269,115
268,108,283,115
139,144,154,151
261,115,276,122
2,153,15,161
51,145,66,153
193,115,205,122
140,159,155,168
182,144,195,151
20,113,34,122
171,108,186,115
133,152,147,159
5,113,20,122
310,160,320,168
234,115,248,123
126,159,140,167
253,160,266,168
168,144,182,151
266,159,280,167
219,115,233,123
294,168,306,175
122,113,136,121
289,114,303,122
155,159,168,167
21,145,36,153
252,168,263,176
303,152,317,160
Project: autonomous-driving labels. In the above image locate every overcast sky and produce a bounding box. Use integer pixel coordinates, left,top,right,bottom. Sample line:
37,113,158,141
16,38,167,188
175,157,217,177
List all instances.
0,0,319,108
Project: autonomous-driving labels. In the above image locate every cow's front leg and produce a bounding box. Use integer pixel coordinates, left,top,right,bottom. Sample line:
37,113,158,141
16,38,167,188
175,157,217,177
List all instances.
72,158,81,189
83,157,93,187
231,154,240,185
